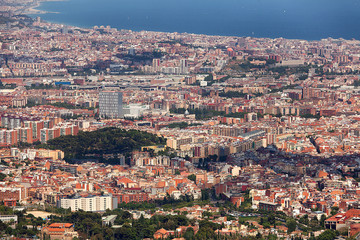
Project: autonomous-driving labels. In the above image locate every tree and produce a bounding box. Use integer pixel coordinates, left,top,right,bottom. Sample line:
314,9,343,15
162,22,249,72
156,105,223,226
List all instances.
204,74,213,82
0,173,6,181
309,216,319,228
201,189,210,201
268,214,276,226
38,128,166,163
195,226,216,240
116,224,137,239
183,227,195,240
202,211,212,218
299,214,309,225
167,122,189,129
330,207,339,216
320,214,327,228
286,218,297,233
187,174,196,183
316,229,336,240
299,75,308,80
267,234,277,240
0,220,7,231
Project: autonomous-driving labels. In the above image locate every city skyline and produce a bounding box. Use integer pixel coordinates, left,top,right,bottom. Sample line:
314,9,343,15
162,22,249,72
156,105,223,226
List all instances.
0,1,359,240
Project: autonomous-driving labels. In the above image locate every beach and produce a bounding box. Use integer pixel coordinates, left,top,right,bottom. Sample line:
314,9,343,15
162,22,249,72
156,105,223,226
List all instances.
19,0,61,15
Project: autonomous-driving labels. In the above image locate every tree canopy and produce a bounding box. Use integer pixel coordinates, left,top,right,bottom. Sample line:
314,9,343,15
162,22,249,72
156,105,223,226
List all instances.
39,127,166,162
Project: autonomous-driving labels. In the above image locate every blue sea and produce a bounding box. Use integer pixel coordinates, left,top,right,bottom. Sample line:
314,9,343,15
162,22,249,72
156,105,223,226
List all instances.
32,0,360,40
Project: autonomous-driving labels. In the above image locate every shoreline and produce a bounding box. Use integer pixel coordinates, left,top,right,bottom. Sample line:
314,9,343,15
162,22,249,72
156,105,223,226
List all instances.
20,0,63,15
15,0,360,42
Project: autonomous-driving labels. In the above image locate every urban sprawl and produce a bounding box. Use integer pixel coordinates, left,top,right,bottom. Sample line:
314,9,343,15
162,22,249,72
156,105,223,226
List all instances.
0,4,359,240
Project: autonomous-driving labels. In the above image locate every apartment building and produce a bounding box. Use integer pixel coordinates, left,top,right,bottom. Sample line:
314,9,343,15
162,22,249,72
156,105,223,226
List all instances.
99,91,123,118
58,194,117,212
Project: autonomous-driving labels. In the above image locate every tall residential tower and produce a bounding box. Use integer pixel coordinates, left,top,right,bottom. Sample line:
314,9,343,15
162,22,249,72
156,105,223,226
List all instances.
99,91,123,118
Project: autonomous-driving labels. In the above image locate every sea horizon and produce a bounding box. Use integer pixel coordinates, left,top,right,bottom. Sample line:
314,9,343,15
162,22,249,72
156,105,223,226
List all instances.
30,0,360,41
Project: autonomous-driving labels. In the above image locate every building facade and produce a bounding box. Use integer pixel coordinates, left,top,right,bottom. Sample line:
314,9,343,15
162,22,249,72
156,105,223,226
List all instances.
58,194,117,212
99,91,123,118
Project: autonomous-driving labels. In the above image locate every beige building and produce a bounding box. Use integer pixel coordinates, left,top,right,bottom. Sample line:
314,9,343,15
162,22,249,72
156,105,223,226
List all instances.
41,223,79,240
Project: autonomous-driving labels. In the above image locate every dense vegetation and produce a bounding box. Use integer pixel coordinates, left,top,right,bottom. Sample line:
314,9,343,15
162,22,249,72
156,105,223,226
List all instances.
167,122,202,129
0,173,6,181
45,208,223,240
39,128,166,162
0,82,17,89
227,58,274,72
219,91,249,98
42,193,334,240
26,99,95,110
41,192,219,239
300,113,321,119
0,191,337,239
269,65,310,76
187,174,196,183
0,206,45,237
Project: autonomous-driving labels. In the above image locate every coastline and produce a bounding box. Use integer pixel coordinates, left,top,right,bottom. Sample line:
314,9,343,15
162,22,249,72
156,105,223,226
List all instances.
20,0,62,15
14,0,360,41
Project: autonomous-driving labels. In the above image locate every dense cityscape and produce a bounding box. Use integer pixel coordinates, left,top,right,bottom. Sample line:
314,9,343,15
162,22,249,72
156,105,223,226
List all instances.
0,2,360,240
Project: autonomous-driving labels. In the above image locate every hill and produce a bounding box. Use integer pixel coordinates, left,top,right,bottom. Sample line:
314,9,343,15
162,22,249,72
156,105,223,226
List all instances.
41,127,166,163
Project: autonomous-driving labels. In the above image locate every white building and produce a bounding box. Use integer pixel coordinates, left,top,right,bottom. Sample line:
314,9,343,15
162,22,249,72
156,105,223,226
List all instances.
123,104,150,118
59,195,117,212
0,215,18,223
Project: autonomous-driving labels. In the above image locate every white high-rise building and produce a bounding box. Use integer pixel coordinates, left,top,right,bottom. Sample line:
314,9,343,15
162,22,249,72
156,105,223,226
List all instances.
99,91,123,118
